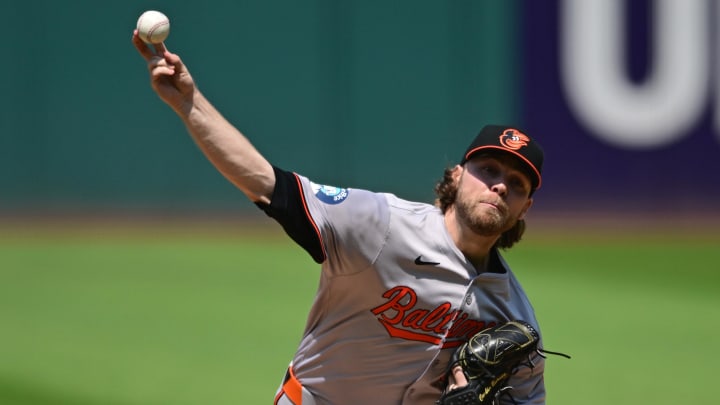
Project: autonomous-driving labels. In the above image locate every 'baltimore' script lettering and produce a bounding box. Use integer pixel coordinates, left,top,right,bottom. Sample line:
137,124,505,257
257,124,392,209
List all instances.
370,286,495,348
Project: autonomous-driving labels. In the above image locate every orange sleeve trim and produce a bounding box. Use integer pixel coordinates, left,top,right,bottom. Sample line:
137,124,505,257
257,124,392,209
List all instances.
274,366,303,405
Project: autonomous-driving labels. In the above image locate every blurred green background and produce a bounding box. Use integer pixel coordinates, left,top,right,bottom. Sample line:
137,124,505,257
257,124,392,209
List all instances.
2,1,718,404
2,222,718,404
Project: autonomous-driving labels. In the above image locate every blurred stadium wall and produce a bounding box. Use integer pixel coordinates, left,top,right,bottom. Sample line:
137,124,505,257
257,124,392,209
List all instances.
1,0,718,218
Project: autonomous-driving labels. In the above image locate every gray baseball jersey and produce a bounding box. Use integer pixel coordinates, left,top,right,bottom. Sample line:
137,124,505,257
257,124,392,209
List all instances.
259,167,545,405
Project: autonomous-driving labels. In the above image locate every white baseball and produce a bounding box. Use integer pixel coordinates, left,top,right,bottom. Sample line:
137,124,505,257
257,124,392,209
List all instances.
136,10,170,44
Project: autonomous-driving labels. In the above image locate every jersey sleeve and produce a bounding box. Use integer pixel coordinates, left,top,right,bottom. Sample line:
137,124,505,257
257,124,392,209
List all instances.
256,166,390,273
255,166,325,263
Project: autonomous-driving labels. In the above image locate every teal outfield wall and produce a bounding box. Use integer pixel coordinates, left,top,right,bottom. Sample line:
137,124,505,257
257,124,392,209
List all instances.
0,1,519,213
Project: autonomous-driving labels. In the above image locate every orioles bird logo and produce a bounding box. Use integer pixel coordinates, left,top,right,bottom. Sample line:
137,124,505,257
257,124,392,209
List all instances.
498,129,530,150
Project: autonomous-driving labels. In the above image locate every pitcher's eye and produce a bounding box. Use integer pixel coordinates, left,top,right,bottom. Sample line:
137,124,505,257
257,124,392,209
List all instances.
480,164,499,176
508,176,529,194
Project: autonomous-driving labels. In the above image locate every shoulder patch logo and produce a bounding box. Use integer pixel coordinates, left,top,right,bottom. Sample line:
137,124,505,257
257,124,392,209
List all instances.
311,182,349,204
498,128,530,150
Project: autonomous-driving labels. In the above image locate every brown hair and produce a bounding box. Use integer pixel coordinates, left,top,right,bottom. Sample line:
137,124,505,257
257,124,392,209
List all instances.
434,167,525,249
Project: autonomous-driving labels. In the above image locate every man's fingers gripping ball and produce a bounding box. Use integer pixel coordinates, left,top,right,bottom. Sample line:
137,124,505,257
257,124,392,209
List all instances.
148,54,176,77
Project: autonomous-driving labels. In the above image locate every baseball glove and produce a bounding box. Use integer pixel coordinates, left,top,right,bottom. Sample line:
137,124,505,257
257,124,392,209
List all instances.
437,320,568,405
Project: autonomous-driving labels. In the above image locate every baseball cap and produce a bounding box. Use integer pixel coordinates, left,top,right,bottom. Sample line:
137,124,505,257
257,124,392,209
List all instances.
461,125,544,191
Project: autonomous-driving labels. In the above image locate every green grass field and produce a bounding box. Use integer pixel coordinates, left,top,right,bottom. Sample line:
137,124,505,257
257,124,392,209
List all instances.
1,219,718,404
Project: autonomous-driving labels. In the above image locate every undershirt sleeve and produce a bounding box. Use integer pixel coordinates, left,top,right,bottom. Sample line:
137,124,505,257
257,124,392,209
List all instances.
255,165,325,264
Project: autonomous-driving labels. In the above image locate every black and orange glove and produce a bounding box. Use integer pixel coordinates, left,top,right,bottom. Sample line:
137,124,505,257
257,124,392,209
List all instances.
437,320,569,405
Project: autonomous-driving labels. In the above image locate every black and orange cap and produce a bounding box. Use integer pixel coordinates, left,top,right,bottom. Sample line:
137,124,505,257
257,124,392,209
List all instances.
461,125,544,191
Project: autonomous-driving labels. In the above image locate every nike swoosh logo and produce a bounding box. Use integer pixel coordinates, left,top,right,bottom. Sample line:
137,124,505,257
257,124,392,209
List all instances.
414,255,440,266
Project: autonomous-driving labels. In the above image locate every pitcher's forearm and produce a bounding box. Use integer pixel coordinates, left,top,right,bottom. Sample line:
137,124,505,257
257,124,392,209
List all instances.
179,90,275,204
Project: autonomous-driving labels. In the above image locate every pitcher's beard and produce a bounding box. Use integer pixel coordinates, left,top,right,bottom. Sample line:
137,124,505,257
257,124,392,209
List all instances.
455,199,515,237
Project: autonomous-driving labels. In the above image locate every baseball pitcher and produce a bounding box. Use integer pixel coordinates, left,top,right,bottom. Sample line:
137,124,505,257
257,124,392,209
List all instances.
132,29,567,405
